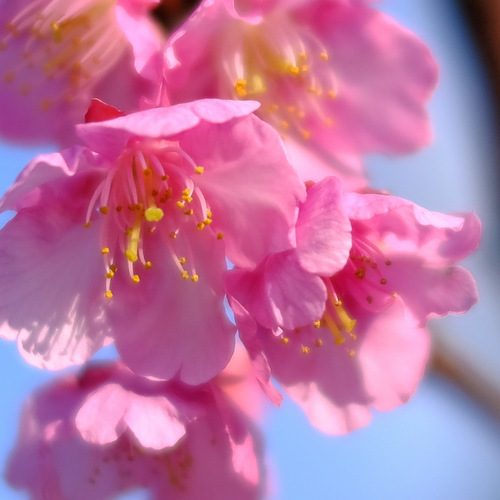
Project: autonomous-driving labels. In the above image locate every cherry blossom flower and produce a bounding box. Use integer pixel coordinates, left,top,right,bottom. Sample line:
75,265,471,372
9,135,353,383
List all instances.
0,0,164,145
228,178,481,433
0,99,305,383
7,362,266,500
164,0,438,185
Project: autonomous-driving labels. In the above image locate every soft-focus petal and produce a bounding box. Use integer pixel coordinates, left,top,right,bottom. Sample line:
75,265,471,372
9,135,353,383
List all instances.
295,176,352,276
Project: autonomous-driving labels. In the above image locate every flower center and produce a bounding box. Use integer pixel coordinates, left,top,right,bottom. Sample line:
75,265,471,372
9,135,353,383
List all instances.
84,140,221,298
342,230,396,308
278,284,358,358
1,0,126,109
226,16,338,141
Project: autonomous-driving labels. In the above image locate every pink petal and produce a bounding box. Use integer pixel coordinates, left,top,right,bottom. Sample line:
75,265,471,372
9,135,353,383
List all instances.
77,99,261,159
294,1,438,154
358,300,430,411
188,113,305,267
295,176,352,276
0,191,111,369
110,224,236,384
76,383,187,450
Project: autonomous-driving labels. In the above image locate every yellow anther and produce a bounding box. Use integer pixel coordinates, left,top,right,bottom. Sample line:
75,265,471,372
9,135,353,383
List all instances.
181,270,189,280
110,265,117,273
3,71,15,83
179,257,187,265
184,209,194,216
176,201,185,209
83,222,92,228
203,218,213,225
191,274,199,282
99,206,109,215
301,346,311,354
314,339,324,347
125,250,138,263
101,247,110,255
281,337,290,345
217,232,224,240
182,188,191,197
170,232,177,239
132,274,140,283
327,90,337,99
51,21,63,43
235,78,247,97
206,209,213,218
332,299,357,332
161,174,169,180
286,105,296,114
105,270,115,279
320,52,329,61
288,65,300,75
324,312,345,345
197,223,205,230
105,290,113,299
142,168,152,177
6,22,19,36
266,103,279,114
301,130,311,140
299,52,307,61
40,99,53,111
281,120,290,130
194,166,204,174
144,206,164,222
144,261,152,269
313,320,322,328
349,350,356,357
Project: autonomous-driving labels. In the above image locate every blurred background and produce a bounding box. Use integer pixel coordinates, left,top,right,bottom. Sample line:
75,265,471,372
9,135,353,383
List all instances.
1,0,500,498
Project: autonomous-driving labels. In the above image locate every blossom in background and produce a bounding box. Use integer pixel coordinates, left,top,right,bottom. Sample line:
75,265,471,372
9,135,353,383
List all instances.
0,99,305,383
7,362,266,500
0,0,164,145
164,0,438,186
228,177,481,433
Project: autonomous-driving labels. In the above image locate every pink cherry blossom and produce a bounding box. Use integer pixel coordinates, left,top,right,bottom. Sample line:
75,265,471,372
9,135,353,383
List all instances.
0,99,305,383
164,0,438,185
228,180,480,433
0,0,164,145
7,362,266,500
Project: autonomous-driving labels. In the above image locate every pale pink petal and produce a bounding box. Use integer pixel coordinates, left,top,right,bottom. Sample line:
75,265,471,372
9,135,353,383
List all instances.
76,383,187,449
77,99,261,159
228,295,283,406
293,1,438,154
383,258,479,324
295,176,352,276
0,189,111,369
183,110,306,267
257,321,374,434
0,0,162,145
110,224,236,384
358,301,430,411
283,138,368,191
8,364,266,499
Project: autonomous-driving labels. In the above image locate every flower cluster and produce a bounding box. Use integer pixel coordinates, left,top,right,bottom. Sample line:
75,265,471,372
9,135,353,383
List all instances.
0,0,479,498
